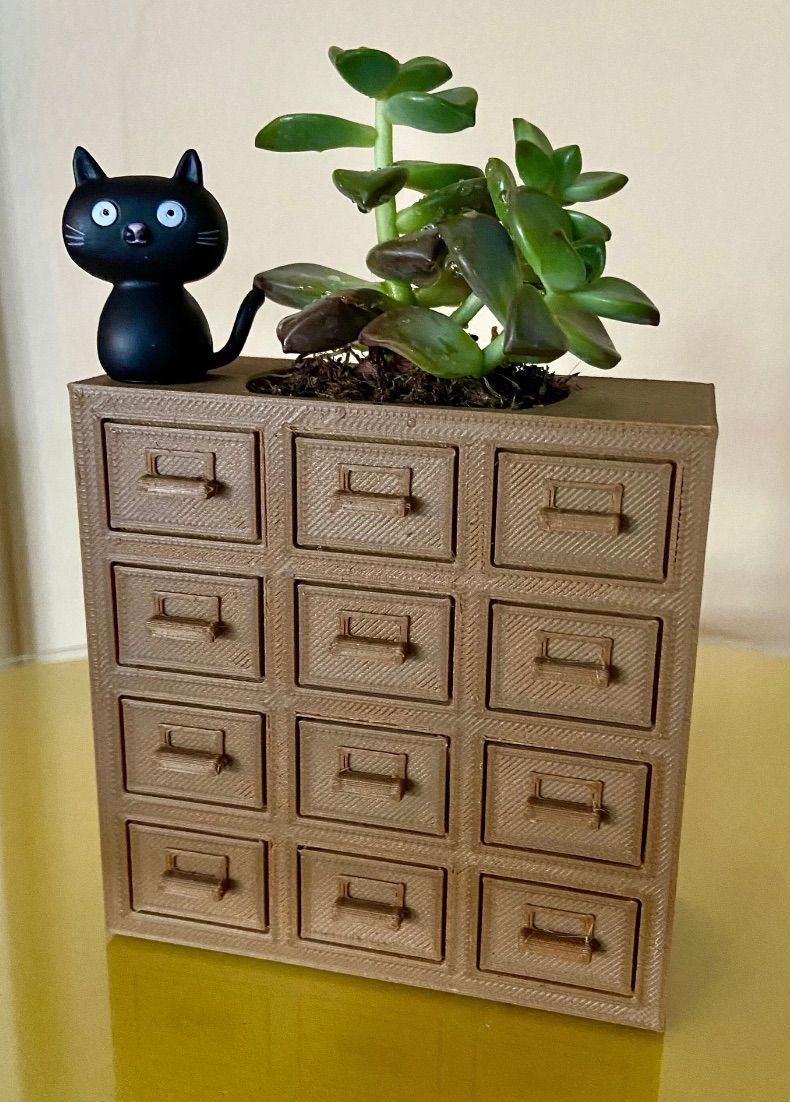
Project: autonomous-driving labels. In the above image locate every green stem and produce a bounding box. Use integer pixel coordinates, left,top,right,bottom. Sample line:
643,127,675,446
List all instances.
450,292,484,328
482,331,505,373
373,100,413,304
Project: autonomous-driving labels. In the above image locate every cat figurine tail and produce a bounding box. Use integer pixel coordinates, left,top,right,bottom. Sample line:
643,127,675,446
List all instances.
62,146,266,384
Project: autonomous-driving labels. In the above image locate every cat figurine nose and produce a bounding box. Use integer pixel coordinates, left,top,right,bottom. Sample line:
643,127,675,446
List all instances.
123,221,151,246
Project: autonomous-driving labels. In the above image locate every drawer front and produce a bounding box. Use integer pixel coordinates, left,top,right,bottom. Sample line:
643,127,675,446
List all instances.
484,744,649,865
298,719,448,836
122,698,265,810
294,436,456,561
105,422,259,542
494,452,673,581
489,603,659,728
299,848,446,961
129,823,268,931
479,876,639,995
297,584,453,703
115,566,263,680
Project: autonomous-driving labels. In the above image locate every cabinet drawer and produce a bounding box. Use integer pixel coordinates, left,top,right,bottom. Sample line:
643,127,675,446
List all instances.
298,719,448,836
129,823,268,931
297,584,453,703
483,744,648,865
494,452,673,581
105,422,259,542
114,566,263,680
299,848,446,961
489,603,659,728
122,698,265,810
479,876,639,996
294,436,456,561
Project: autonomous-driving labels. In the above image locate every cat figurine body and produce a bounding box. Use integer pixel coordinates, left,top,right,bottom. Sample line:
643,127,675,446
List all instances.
62,147,265,383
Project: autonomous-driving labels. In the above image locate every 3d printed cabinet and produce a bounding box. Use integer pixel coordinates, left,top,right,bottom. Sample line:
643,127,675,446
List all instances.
69,358,716,1030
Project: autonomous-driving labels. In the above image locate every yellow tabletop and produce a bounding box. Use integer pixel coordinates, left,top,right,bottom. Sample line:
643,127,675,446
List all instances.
0,646,787,1102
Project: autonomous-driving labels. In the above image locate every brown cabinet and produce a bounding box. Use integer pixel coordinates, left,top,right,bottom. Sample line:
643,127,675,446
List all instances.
71,358,716,1030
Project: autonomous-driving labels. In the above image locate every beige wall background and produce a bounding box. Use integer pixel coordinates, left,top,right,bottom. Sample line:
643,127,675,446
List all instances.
0,0,787,661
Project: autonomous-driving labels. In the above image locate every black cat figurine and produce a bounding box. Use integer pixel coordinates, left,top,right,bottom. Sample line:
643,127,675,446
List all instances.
62,146,265,383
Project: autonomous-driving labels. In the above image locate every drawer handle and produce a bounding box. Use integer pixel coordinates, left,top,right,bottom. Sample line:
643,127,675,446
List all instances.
335,747,408,801
526,772,606,831
147,613,221,642
331,611,409,665
533,631,613,687
334,876,407,930
156,743,231,776
334,463,413,518
541,479,623,535
160,850,230,901
521,908,598,963
139,473,220,498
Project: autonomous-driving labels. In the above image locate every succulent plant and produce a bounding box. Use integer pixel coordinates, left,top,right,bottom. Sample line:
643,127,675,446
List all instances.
255,46,659,380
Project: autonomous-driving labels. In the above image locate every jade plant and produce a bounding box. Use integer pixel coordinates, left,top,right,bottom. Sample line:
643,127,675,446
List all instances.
254,46,659,386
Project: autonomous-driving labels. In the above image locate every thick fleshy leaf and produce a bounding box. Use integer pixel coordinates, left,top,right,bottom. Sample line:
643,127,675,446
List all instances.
332,166,407,212
254,263,381,308
507,187,582,291
576,241,607,282
549,296,621,368
567,209,611,243
385,87,477,133
540,232,588,292
277,288,391,354
394,160,483,193
515,140,556,192
366,229,447,284
503,284,568,362
385,56,452,95
414,266,471,307
255,113,376,152
328,46,400,97
439,212,521,324
553,144,582,190
396,176,493,234
564,171,628,203
360,306,485,378
513,118,553,156
571,276,660,325
485,157,517,226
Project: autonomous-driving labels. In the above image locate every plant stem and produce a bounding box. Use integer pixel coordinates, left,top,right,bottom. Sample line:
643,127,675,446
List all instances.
373,100,413,304
482,331,505,373
450,292,484,328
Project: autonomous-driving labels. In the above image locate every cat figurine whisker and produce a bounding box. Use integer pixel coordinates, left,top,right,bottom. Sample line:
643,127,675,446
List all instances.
62,146,266,384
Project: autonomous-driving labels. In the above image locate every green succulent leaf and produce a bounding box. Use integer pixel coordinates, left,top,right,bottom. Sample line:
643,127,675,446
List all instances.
328,46,400,98
396,176,493,234
254,263,381,309
567,209,612,243
507,187,583,291
552,144,582,190
548,296,621,368
439,212,521,325
513,118,553,156
360,306,485,378
515,140,556,192
485,157,518,226
503,284,568,362
414,266,472,307
385,87,477,133
576,241,607,283
332,166,408,212
385,56,452,95
394,160,483,193
255,113,376,152
366,229,447,284
564,171,628,203
277,288,392,355
570,276,660,325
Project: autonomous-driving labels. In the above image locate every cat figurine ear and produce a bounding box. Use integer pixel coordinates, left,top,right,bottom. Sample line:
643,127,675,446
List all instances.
73,146,106,185
173,149,203,185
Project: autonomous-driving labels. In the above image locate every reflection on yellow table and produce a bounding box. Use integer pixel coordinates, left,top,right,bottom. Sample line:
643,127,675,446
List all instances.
0,647,788,1101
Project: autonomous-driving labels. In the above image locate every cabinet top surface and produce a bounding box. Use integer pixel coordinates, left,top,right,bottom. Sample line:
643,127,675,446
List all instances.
71,357,717,431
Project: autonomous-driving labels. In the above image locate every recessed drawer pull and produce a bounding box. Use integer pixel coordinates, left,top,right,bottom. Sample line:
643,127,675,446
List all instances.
160,850,230,901
525,773,605,831
155,743,231,776
334,876,407,930
331,610,409,665
139,472,220,498
540,479,623,535
147,613,220,642
521,908,598,963
533,631,613,687
334,463,413,518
